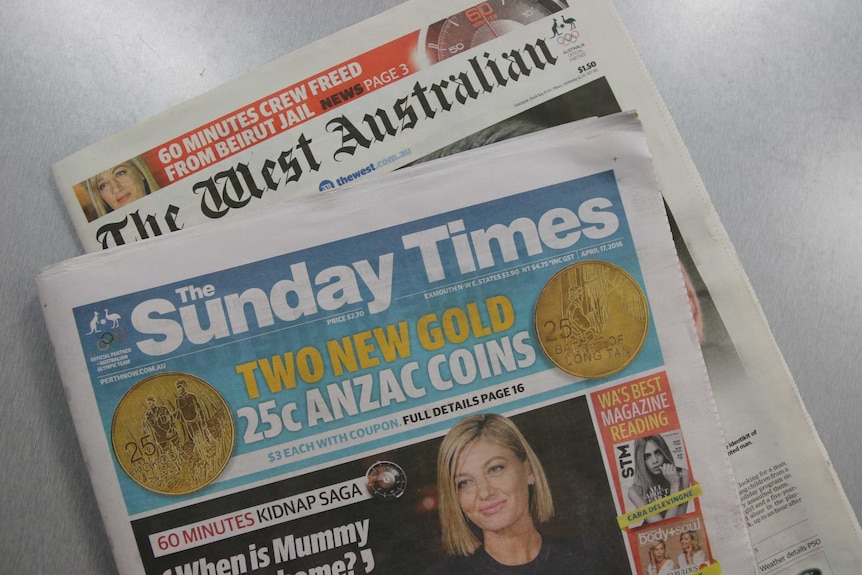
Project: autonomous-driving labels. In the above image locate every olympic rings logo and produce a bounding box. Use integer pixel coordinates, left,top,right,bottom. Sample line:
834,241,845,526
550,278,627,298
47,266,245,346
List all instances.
97,329,127,351
556,31,580,45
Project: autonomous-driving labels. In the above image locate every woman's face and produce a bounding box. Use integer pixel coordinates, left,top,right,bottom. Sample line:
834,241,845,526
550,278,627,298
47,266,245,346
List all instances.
680,533,692,550
652,542,666,561
96,163,147,209
454,437,535,537
643,440,667,476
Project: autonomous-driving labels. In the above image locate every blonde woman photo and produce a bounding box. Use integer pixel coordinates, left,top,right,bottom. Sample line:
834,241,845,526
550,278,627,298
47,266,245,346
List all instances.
647,539,675,575
677,531,707,568
428,413,612,574
84,157,159,219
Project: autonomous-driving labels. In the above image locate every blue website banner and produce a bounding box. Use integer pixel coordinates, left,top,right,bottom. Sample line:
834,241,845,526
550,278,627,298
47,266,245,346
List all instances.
74,170,663,514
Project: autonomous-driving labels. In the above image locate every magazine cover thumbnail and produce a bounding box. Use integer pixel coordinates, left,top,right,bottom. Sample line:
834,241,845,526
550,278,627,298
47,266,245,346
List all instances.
633,514,713,575
590,373,700,527
619,430,692,523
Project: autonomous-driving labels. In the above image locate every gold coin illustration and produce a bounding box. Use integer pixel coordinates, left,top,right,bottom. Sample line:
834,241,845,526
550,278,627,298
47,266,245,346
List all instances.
111,372,235,495
535,261,649,378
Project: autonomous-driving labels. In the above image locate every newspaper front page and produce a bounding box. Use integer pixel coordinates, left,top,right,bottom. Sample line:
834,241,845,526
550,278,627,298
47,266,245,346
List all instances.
40,115,753,574
50,0,862,572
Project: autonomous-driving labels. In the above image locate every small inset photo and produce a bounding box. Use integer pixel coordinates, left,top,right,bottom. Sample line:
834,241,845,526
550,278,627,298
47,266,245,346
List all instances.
634,514,712,574
618,430,692,525
74,156,161,221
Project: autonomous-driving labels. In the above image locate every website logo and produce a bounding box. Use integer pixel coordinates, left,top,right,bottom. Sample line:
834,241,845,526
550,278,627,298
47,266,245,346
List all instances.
318,148,411,193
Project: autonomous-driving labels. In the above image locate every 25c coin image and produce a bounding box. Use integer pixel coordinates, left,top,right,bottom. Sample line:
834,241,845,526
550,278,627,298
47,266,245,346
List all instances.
111,372,235,495
535,260,648,378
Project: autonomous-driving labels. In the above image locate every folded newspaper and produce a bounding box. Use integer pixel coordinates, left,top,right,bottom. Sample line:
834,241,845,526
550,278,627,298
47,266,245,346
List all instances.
49,0,862,572
40,114,753,574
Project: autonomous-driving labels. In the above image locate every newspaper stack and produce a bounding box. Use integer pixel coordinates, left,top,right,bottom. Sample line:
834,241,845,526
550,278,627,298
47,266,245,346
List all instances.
45,0,862,573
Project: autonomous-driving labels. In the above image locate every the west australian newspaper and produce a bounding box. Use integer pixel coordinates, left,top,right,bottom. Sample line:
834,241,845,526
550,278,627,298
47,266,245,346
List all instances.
49,0,862,572
39,116,753,574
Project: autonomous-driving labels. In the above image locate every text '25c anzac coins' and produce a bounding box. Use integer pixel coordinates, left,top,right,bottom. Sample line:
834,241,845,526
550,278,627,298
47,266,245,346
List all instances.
111,372,235,495
535,260,649,378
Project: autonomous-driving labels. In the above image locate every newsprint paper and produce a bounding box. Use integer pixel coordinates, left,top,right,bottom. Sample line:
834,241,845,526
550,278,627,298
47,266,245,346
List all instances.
40,115,753,574
50,0,862,572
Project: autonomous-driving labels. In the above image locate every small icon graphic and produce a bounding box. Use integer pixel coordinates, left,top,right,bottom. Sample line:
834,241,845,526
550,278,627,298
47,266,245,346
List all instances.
103,308,122,328
97,329,127,351
550,13,579,45
85,308,123,335
319,180,336,192
556,30,580,46
85,308,126,350
365,461,407,499
550,17,561,38
86,310,101,334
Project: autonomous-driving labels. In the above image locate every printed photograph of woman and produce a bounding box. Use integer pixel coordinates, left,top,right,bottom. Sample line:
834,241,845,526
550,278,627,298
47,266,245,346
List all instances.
428,412,615,574
677,530,707,568
81,157,160,220
628,434,691,524
647,539,675,575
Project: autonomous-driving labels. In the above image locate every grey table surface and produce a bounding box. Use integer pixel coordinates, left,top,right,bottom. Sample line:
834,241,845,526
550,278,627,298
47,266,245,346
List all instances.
1,1,860,572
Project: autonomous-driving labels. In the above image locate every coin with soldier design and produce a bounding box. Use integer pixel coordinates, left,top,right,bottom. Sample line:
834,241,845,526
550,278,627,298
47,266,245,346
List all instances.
111,372,235,495
535,260,649,378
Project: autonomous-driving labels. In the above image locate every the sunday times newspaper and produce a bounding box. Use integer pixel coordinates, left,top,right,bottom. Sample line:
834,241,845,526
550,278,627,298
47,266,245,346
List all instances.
39,115,753,574
50,0,862,572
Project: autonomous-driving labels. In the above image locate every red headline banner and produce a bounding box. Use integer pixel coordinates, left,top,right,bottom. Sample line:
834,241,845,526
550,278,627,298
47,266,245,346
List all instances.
140,31,422,187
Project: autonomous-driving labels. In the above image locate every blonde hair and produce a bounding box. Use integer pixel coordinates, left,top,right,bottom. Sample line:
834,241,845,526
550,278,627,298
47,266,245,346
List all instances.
680,530,701,552
649,539,667,566
436,413,554,556
84,157,159,218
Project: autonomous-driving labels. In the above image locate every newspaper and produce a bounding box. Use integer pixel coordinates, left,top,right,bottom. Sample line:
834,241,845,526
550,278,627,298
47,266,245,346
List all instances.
39,113,752,574
49,0,862,572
